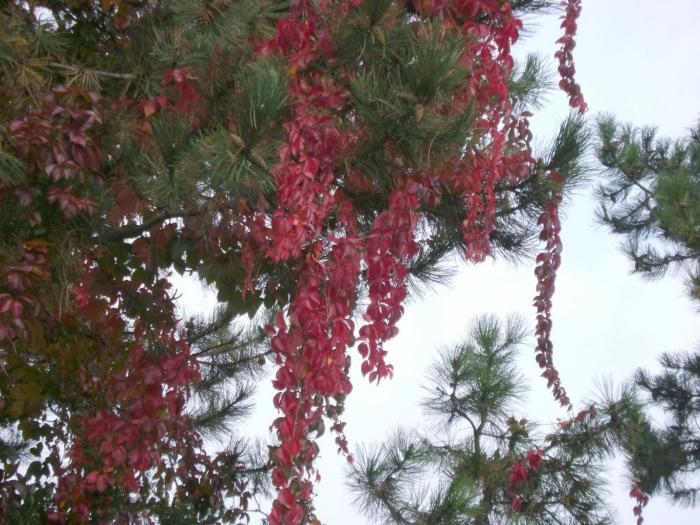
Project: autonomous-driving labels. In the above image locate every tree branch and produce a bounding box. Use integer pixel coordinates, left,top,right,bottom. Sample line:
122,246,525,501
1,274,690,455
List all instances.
102,209,200,241
47,62,138,80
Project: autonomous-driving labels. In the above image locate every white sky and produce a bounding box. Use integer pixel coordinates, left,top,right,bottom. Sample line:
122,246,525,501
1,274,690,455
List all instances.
176,1,700,523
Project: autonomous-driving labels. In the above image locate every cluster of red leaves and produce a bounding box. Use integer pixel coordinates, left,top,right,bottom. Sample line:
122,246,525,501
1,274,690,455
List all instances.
0,241,49,345
47,268,199,523
630,486,649,525
507,448,544,512
1,84,213,523
249,2,559,523
533,170,571,408
136,66,205,135
1,86,100,349
534,0,587,412
359,178,421,382
9,87,102,179
508,405,613,516
444,0,531,263
556,0,587,113
246,5,365,523
51,266,200,522
556,404,597,431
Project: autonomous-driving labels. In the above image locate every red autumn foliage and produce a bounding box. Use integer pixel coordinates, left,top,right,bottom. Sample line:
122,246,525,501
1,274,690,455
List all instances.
527,448,543,471
250,2,575,521
630,486,650,525
511,494,523,511
508,461,529,486
556,0,588,113
0,1,588,523
534,170,571,408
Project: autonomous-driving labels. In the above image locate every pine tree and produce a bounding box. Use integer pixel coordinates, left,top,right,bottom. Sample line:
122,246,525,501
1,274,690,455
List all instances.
595,117,700,300
348,315,640,525
624,350,700,506
595,120,700,510
0,1,590,522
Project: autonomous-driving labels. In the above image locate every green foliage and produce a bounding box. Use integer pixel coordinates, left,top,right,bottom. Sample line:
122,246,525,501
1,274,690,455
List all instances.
591,116,700,511
423,315,527,432
509,54,551,112
349,316,634,525
490,114,590,262
622,349,700,505
399,23,466,103
186,306,273,440
596,117,700,300
0,149,25,185
233,58,288,144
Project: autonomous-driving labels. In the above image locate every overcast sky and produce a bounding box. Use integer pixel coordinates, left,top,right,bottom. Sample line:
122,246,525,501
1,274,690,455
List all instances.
177,1,700,523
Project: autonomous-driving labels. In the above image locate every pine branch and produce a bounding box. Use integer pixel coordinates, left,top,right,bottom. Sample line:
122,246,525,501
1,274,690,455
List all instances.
102,209,200,241
45,62,138,80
